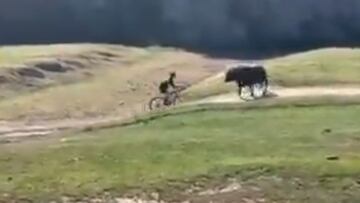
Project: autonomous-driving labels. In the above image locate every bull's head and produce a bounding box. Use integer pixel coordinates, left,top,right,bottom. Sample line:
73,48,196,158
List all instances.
224,67,238,83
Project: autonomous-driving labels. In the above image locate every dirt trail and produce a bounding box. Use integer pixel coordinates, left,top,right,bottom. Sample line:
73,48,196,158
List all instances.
2,86,360,143
0,116,127,143
192,86,360,104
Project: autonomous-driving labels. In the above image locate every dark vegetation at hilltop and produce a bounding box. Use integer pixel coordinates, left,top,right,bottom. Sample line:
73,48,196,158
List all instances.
1,0,360,56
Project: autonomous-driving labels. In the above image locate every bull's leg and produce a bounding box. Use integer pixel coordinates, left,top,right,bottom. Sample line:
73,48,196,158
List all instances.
238,86,242,97
236,81,243,97
263,78,269,96
250,85,255,97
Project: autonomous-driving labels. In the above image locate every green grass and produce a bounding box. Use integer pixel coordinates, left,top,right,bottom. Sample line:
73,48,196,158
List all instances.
185,48,360,100
1,104,360,201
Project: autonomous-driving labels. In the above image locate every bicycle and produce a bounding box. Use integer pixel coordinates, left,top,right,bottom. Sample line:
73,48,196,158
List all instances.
148,84,189,111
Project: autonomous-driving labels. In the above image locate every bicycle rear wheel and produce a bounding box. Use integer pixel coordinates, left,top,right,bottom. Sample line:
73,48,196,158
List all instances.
148,97,165,111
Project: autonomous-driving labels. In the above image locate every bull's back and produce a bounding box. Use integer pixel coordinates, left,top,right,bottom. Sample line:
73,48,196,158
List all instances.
225,65,267,85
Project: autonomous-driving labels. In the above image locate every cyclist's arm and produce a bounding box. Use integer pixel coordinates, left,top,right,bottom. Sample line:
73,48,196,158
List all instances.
169,78,176,88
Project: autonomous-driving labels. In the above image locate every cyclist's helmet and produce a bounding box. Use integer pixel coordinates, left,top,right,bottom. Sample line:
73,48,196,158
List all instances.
170,72,176,78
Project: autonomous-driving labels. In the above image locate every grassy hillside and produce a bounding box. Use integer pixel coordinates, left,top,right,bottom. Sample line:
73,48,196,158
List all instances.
268,48,360,86
1,46,360,202
185,48,360,100
1,46,360,120
0,44,108,65
0,44,147,96
0,44,223,120
1,103,360,202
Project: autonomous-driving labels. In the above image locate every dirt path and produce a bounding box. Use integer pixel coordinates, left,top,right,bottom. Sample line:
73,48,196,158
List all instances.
2,86,360,143
0,116,127,143
192,86,360,104
0,102,148,143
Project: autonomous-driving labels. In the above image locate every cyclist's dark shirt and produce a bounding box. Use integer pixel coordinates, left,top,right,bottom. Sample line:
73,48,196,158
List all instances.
159,75,176,93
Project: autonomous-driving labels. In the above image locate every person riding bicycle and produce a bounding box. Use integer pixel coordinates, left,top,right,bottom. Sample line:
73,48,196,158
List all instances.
159,72,177,105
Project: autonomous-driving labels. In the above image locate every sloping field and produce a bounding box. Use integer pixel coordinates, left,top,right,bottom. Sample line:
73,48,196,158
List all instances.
1,104,360,202
1,46,360,202
184,48,360,100
1,46,360,121
268,48,360,86
0,44,228,121
0,44,143,98
2,46,360,142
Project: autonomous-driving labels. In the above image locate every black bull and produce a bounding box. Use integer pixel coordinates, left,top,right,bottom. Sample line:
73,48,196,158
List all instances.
225,65,268,96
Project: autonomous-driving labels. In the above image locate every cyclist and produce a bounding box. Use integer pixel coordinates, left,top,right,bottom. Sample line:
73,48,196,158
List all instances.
159,72,177,105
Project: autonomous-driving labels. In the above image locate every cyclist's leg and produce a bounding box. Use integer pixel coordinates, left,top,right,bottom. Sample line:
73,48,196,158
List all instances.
163,91,170,106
